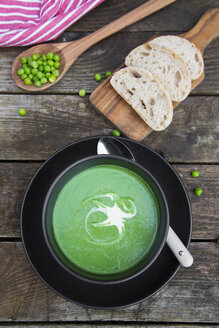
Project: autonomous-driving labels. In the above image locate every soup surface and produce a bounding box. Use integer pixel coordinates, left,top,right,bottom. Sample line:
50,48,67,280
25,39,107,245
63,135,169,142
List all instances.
52,164,159,275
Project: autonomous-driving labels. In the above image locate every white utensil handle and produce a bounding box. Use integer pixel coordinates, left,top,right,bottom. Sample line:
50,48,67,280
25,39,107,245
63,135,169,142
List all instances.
167,226,193,267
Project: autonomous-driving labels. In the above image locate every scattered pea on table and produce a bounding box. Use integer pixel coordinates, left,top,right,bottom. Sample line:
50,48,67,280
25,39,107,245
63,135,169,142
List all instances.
79,89,86,97
112,129,121,137
94,73,102,82
192,170,200,177
105,70,112,78
18,108,27,116
194,188,203,196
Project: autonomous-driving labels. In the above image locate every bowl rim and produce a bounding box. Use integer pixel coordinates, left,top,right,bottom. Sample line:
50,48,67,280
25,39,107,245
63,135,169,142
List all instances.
42,153,170,285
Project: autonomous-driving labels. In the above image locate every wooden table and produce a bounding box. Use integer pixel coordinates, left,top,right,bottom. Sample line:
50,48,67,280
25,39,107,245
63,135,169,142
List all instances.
0,0,218,327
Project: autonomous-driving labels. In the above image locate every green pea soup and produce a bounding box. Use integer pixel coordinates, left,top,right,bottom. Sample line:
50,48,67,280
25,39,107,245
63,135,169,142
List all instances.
51,164,159,276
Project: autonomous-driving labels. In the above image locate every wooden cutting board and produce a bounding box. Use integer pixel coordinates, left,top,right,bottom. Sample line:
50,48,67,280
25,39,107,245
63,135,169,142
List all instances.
90,8,219,141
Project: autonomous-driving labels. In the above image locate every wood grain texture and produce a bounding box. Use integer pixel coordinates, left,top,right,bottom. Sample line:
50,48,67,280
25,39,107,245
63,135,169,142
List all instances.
0,242,218,322
181,8,219,54
68,0,219,32
0,323,216,328
90,8,219,141
0,163,218,239
0,95,218,162
0,32,218,94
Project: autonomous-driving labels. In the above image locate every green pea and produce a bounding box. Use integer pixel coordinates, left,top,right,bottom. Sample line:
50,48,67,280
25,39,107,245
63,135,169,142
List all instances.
38,65,44,72
194,188,203,196
48,75,56,83
192,170,199,177
112,129,120,137
28,74,33,80
105,70,112,78
47,52,54,60
50,67,55,72
53,69,59,77
17,68,24,76
36,71,44,79
94,73,102,82
24,77,32,85
32,76,39,82
22,64,28,69
46,72,51,78
24,67,31,75
20,57,27,64
47,59,54,67
27,56,32,63
34,80,42,87
37,59,43,66
31,68,38,75
18,108,27,116
53,54,60,61
54,61,60,69
32,53,38,61
42,54,47,61
21,73,27,80
41,77,47,84
79,89,86,97
44,65,51,72
42,61,47,66
30,61,38,69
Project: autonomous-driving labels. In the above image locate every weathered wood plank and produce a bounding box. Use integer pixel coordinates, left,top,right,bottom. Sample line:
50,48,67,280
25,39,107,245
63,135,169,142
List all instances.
0,242,218,322
67,0,219,32
0,95,218,162
0,163,218,239
0,32,218,94
143,97,219,163
0,325,215,328
0,94,112,160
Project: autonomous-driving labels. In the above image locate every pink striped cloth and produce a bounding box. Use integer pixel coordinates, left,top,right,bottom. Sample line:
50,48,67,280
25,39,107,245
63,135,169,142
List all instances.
0,0,105,47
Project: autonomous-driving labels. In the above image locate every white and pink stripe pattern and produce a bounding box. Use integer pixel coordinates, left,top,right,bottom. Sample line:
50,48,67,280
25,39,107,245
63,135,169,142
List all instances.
0,0,105,47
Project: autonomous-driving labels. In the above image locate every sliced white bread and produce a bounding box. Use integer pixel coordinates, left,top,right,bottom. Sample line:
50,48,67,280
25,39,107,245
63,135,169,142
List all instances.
149,35,204,80
110,67,173,131
125,43,191,102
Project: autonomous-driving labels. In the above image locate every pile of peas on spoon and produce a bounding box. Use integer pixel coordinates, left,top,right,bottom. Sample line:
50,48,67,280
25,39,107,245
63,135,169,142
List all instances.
17,52,60,87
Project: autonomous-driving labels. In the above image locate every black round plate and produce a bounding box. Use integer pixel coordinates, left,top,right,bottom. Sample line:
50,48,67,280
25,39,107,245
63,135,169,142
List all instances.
21,137,192,309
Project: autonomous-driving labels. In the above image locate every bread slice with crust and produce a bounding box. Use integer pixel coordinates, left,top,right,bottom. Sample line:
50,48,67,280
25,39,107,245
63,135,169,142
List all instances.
110,67,173,131
125,43,191,102
149,35,204,80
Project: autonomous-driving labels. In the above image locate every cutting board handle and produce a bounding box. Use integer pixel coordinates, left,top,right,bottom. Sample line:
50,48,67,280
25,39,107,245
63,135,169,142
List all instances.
182,8,219,54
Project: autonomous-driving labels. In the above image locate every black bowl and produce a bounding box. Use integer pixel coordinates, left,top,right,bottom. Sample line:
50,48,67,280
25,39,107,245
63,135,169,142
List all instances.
20,136,192,308
43,154,169,284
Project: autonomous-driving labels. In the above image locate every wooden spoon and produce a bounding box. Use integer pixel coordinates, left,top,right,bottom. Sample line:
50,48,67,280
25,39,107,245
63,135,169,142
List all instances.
12,0,177,92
